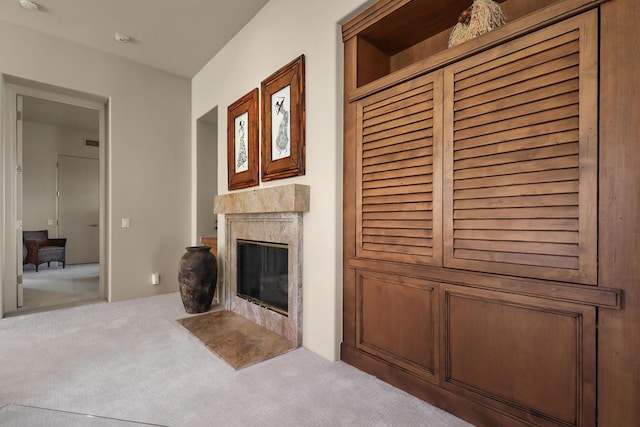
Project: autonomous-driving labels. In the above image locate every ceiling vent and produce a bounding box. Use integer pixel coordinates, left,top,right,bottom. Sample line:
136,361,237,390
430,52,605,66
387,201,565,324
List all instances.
84,138,99,148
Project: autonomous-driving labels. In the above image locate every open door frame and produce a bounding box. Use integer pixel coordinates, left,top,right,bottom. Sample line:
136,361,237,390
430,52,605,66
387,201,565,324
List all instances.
1,81,109,316
16,94,23,307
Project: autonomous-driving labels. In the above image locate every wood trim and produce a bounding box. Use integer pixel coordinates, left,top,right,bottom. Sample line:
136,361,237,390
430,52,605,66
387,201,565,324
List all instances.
348,0,608,102
343,37,358,348
342,0,413,42
576,9,598,285
443,64,455,282
227,89,259,190
261,55,306,181
597,0,640,424
347,257,621,309
431,72,444,267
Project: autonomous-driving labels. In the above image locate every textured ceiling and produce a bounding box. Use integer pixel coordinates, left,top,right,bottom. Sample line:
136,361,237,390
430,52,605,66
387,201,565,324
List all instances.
0,0,270,78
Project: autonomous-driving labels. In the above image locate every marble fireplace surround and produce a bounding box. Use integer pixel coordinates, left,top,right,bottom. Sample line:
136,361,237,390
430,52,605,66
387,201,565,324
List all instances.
214,184,310,347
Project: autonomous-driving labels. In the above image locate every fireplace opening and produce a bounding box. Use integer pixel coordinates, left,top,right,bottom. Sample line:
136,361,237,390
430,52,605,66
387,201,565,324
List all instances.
236,239,288,316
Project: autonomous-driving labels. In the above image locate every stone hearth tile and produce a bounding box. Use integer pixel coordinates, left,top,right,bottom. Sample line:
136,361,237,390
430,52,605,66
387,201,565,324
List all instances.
178,310,295,370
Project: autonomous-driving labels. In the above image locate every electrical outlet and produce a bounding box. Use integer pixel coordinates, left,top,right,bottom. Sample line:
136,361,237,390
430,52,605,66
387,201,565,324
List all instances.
151,273,160,285
122,218,130,228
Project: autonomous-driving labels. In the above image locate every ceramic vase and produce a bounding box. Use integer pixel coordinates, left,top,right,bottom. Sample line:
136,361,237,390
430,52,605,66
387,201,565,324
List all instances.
178,246,217,313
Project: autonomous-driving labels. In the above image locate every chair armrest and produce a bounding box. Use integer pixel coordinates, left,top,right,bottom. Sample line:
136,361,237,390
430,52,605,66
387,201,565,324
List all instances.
46,238,67,247
24,239,38,252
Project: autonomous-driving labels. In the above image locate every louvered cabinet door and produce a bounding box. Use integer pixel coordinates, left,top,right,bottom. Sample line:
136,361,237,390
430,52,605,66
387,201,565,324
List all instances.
443,11,598,284
356,72,442,266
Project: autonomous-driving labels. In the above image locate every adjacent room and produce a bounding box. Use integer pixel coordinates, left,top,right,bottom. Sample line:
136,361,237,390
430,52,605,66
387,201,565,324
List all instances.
0,0,638,426
18,95,101,313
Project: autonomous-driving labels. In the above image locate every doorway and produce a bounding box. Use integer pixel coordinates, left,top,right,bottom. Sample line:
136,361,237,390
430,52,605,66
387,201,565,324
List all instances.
19,97,101,312
2,81,108,316
57,155,100,265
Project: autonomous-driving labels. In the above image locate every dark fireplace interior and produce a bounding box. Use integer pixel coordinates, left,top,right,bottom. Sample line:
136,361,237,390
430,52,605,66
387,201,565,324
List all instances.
237,239,289,315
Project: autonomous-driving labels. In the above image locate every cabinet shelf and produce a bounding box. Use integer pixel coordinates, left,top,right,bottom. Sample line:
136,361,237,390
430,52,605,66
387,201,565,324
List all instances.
344,0,585,91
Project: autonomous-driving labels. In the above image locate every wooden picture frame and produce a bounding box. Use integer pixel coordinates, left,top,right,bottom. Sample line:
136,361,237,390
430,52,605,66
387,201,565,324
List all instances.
261,55,306,181
227,88,259,190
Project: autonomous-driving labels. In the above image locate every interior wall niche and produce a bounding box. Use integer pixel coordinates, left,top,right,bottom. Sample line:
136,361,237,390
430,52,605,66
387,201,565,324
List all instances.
196,106,218,240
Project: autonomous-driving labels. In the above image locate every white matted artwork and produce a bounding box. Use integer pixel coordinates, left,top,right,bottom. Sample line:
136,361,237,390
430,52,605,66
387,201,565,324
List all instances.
260,55,305,182
271,85,291,161
235,112,249,173
227,88,258,190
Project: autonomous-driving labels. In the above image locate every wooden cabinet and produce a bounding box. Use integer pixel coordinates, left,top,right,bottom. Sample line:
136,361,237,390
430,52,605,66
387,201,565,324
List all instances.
342,1,635,426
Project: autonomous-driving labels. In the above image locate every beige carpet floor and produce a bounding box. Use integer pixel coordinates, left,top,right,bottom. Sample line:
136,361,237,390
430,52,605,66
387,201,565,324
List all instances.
17,263,100,313
0,292,472,427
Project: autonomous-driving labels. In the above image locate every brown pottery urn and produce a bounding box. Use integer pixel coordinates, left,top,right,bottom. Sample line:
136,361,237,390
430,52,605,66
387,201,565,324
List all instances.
178,246,217,313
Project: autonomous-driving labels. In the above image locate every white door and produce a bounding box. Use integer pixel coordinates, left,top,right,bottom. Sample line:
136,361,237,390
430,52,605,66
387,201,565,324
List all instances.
16,95,24,307
57,155,99,264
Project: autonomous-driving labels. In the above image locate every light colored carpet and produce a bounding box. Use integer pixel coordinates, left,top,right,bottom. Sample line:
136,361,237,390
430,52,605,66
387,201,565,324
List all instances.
0,403,162,426
0,293,472,427
18,263,100,313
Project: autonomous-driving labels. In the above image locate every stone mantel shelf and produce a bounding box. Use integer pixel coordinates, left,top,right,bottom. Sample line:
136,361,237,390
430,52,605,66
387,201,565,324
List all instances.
214,184,310,215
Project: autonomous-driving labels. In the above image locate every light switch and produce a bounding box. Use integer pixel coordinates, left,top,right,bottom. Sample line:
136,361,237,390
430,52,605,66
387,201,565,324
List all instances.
47,219,53,226
121,218,130,228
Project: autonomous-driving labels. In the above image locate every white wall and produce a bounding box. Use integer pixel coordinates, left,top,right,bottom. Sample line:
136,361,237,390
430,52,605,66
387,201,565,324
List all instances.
192,0,372,360
22,121,99,234
0,20,191,311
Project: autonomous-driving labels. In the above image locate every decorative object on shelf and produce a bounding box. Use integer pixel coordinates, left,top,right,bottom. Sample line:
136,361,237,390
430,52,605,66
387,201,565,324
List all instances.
261,55,306,181
178,246,217,314
448,0,505,48
227,88,259,190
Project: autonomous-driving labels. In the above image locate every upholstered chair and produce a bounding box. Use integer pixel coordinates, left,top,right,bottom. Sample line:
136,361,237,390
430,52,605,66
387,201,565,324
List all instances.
22,230,67,272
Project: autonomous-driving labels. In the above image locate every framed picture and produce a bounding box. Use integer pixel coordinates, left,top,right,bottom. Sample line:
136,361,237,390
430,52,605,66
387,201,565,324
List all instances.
227,88,259,190
261,55,305,181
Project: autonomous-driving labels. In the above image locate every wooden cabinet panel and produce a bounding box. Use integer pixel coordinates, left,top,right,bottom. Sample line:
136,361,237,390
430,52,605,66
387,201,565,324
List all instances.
356,72,442,266
441,284,595,426
356,270,438,381
201,237,218,258
443,12,598,285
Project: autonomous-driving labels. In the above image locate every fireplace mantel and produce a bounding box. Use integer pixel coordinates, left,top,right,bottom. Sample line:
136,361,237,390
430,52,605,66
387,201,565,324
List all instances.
214,184,310,215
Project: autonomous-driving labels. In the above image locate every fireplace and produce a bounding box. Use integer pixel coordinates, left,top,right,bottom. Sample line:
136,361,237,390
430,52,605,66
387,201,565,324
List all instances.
214,184,309,347
236,239,288,315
